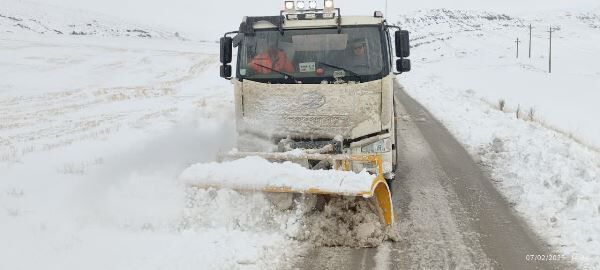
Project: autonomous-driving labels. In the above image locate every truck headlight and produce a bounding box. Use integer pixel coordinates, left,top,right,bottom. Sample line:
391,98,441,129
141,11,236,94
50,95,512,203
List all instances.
296,1,305,9
361,138,392,153
308,0,317,9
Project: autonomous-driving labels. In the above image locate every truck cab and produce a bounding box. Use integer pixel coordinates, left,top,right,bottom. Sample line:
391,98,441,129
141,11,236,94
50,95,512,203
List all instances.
219,0,411,179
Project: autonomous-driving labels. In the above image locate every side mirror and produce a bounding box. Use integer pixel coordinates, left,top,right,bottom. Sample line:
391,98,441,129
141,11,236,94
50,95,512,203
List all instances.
220,65,232,78
220,37,233,79
220,37,233,64
395,30,410,58
396,59,411,73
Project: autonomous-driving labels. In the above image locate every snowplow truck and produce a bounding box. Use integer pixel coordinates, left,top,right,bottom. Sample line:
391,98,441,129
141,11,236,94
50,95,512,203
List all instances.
215,1,411,226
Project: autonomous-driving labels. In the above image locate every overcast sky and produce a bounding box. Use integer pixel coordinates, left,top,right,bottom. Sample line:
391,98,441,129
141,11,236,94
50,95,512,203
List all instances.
25,0,600,40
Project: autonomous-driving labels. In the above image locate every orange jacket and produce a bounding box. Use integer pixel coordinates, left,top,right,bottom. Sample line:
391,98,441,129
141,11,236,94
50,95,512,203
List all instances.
249,49,295,74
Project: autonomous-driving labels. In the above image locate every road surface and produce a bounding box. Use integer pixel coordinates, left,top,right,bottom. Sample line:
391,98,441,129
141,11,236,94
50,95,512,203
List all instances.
294,83,571,270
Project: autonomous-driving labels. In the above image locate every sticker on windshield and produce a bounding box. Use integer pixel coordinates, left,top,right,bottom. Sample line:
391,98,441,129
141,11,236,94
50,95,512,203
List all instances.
299,62,316,73
333,70,346,78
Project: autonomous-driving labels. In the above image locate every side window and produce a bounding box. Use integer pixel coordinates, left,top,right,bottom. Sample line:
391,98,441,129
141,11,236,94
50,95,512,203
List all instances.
363,29,383,74
239,43,247,77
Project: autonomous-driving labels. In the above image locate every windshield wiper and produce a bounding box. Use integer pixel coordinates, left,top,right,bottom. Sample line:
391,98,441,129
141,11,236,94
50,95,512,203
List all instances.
252,63,298,83
315,61,362,83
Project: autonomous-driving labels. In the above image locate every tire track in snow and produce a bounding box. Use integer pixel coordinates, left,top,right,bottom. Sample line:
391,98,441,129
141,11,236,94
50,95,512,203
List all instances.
0,47,216,162
390,86,492,269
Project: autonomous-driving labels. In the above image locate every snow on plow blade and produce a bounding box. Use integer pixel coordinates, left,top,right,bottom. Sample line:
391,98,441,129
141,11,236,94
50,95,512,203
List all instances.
180,152,394,226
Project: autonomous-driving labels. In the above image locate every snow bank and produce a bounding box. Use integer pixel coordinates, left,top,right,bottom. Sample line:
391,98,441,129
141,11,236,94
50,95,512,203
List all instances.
403,76,600,269
180,156,377,196
400,11,600,267
0,169,295,270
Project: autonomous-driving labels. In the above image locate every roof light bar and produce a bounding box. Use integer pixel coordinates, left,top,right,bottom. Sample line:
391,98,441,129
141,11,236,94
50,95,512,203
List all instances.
282,0,337,19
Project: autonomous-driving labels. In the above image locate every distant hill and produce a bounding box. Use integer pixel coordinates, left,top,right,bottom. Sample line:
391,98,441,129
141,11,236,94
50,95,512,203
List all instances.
396,8,600,32
0,0,180,39
394,9,600,49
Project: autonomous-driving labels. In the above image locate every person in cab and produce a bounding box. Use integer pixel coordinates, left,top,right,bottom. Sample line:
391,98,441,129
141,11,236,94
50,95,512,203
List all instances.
344,38,370,71
249,43,295,74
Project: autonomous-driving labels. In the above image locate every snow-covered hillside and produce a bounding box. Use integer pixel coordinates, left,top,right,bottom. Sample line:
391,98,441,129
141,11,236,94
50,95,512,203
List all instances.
0,0,178,38
399,9,600,269
398,9,600,150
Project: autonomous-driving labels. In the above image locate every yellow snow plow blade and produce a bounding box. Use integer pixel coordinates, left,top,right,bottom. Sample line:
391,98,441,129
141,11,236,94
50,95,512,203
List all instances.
185,152,394,226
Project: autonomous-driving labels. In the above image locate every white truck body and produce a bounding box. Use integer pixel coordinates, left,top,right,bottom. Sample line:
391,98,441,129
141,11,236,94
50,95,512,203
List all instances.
220,7,411,178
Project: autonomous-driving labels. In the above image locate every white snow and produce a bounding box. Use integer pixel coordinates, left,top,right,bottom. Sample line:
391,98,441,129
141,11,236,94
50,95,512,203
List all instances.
0,0,178,38
398,9,600,150
3,0,600,268
400,9,600,269
180,156,377,196
0,3,300,267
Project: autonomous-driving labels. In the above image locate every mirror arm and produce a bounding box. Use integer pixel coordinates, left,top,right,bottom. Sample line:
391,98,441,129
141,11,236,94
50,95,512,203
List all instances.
385,24,400,31
223,31,239,37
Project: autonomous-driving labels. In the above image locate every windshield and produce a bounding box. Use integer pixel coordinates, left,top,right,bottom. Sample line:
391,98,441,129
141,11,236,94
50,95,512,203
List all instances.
237,26,385,83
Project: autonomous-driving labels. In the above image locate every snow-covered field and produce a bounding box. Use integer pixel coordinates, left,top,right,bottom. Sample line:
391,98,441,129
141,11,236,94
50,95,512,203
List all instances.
399,9,600,150
0,32,289,268
0,3,392,268
400,9,600,269
0,5,302,266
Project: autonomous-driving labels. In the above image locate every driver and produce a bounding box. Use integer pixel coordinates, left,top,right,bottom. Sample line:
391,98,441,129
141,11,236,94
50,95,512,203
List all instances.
344,38,369,70
249,43,295,74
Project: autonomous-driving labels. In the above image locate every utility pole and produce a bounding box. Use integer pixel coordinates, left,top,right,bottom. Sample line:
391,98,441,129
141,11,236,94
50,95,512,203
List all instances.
548,27,557,73
528,24,532,58
385,0,388,20
515,38,521,58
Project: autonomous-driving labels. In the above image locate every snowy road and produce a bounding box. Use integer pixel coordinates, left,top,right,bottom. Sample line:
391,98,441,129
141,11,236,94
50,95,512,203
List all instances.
294,84,572,270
